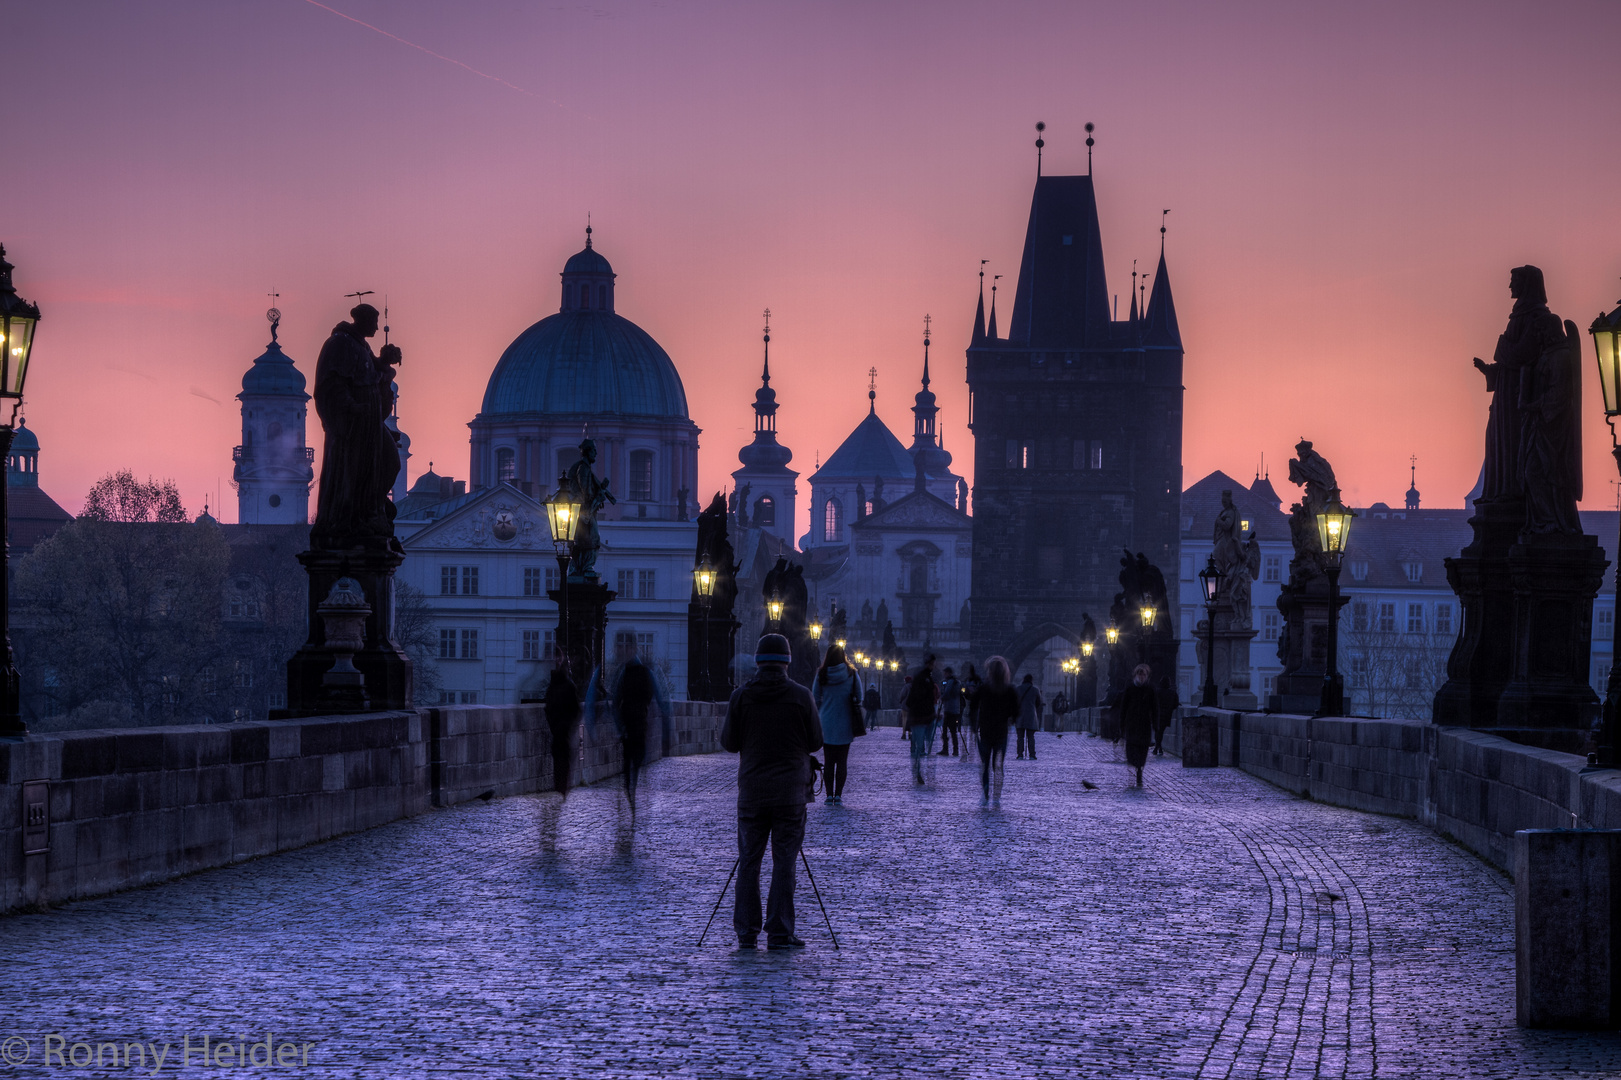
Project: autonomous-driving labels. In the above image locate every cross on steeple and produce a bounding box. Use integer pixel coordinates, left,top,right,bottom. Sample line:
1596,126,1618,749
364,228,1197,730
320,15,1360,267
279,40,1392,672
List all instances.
867,366,878,414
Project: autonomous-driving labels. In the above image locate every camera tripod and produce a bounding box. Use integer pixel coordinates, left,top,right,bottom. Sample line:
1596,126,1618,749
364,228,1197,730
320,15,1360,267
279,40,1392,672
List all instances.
697,847,840,949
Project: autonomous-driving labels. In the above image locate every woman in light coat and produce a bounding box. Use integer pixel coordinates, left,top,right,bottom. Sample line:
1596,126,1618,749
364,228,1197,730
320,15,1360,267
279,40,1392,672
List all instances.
812,645,863,804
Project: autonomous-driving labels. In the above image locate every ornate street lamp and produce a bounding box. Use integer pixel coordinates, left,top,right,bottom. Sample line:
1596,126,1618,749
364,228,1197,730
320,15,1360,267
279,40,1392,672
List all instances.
766,594,784,629
1588,291,1621,767
1315,488,1354,718
1198,554,1225,708
693,554,716,701
835,637,847,650
1105,624,1120,646
0,246,39,736
1139,597,1157,629
809,619,823,642
544,480,582,666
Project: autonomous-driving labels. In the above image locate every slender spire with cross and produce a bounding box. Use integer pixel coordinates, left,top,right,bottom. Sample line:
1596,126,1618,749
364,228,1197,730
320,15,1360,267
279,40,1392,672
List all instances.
1035,121,1045,177
1085,121,1095,175
585,212,593,248
1161,208,1170,254
867,366,878,414
922,314,932,386
761,308,772,383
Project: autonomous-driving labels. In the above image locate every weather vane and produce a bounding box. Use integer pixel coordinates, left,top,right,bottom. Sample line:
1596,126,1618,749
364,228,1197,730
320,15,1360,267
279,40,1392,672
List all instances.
345,289,374,305
1085,121,1095,174
1035,121,1046,177
923,313,931,343
1161,208,1170,252
266,289,281,344
383,294,390,346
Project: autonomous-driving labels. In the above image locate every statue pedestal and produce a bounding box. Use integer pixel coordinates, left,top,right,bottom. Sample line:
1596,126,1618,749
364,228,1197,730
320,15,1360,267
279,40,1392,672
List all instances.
1491,534,1605,751
687,601,740,702
552,578,616,681
1199,600,1260,710
282,548,412,717
1269,578,1347,715
1436,502,1605,752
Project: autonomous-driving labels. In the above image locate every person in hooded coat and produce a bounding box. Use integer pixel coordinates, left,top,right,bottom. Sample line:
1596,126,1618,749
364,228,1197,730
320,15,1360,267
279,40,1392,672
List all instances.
812,644,863,803
975,656,1019,806
1120,663,1160,788
545,660,581,798
608,650,670,814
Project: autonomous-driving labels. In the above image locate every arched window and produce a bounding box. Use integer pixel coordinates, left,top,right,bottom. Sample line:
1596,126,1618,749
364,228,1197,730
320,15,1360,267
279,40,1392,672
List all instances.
598,284,608,309
823,498,842,542
754,495,775,526
496,447,516,482
566,284,575,309
628,450,654,501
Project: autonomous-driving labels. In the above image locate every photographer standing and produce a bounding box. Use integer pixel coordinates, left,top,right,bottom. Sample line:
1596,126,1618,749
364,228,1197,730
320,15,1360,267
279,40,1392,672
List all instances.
721,634,824,950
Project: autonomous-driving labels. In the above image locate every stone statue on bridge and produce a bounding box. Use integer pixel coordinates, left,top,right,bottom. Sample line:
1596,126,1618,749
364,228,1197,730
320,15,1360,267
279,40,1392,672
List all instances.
311,303,402,552
1213,489,1262,629
563,438,616,579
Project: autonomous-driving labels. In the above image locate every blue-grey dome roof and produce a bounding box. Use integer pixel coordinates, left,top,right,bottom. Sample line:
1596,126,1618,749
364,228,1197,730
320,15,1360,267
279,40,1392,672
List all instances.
10,419,38,453
241,342,307,397
480,310,689,419
564,245,613,276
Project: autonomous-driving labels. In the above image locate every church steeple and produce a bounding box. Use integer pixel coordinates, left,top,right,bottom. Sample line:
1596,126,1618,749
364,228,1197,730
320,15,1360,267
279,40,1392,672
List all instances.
972,262,987,345
737,309,792,470
235,305,314,525
910,315,952,480
987,274,1001,341
733,308,798,543
1143,249,1181,348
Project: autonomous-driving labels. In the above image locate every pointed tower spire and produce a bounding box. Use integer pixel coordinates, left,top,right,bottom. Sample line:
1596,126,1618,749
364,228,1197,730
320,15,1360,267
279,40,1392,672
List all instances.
1085,121,1095,175
987,275,1001,341
972,261,987,344
910,315,950,482
867,367,878,415
751,308,776,434
1129,260,1140,324
1143,217,1181,349
1034,121,1045,177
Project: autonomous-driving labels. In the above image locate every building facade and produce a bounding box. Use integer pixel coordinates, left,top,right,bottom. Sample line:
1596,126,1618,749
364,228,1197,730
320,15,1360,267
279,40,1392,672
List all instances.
400,232,699,702
967,172,1184,673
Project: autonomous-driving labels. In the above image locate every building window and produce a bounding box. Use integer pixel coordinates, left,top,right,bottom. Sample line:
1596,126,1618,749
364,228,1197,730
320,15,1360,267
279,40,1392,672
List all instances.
1262,675,1276,696
439,629,457,659
496,447,516,482
1403,658,1423,689
824,499,842,541
522,629,542,660
614,630,638,660
1263,555,1281,583
523,567,544,597
1404,562,1423,583
638,569,656,599
1090,440,1103,469
1378,602,1396,633
598,285,608,309
1407,603,1424,633
546,565,560,591
233,661,253,689
1006,440,1033,469
462,566,479,596
1350,653,1369,676
461,629,480,659
1263,612,1279,641
629,450,654,501
461,690,480,705
1352,601,1369,632
1349,560,1369,582
1598,608,1614,632
440,566,458,595
1436,603,1454,635
617,569,636,596
754,495,775,526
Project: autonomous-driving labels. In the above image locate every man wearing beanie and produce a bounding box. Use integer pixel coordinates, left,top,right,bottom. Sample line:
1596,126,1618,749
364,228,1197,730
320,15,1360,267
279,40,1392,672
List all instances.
720,632,824,950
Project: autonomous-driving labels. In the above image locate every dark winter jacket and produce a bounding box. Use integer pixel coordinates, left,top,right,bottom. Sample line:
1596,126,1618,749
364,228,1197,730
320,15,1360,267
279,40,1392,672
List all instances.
721,667,824,810
863,685,882,715
1015,683,1043,730
905,668,939,721
940,676,963,717
544,670,580,745
1120,682,1159,767
976,685,1020,747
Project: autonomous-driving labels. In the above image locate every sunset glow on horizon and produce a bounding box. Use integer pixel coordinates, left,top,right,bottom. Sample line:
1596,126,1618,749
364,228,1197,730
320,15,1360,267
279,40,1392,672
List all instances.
10,0,1621,534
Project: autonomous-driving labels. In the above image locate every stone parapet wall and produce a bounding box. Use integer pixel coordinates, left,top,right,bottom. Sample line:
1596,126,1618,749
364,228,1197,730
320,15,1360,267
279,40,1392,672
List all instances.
1177,708,1621,872
1,702,729,914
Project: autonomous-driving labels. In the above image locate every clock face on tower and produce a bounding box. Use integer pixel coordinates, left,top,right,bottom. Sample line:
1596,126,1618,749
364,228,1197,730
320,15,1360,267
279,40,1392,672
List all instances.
492,510,518,542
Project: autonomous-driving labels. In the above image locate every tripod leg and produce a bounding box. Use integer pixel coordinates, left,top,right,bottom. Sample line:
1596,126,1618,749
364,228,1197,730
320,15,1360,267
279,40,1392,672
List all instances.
698,854,742,948
799,848,840,949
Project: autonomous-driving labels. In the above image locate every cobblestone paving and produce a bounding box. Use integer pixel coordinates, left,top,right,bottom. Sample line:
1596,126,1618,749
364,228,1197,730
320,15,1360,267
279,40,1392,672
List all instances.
3,729,1619,1078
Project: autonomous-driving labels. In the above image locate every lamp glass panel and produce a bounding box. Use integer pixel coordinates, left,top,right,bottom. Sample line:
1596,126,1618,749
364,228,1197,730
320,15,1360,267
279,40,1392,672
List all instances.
1081,641,1094,656
2,316,32,398
1595,325,1621,416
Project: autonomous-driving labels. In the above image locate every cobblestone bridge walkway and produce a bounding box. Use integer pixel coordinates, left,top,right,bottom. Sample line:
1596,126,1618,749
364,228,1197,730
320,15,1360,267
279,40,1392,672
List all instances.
3,730,1619,1078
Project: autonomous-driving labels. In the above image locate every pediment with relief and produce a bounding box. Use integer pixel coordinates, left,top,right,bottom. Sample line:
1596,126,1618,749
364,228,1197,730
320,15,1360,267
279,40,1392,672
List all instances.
854,492,970,532
403,490,543,551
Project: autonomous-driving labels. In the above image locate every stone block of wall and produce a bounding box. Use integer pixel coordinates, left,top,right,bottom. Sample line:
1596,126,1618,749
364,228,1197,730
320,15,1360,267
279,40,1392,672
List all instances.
1515,829,1621,1029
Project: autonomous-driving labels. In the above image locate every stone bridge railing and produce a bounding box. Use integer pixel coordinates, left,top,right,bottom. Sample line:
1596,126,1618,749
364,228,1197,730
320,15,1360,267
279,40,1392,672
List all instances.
0,701,728,915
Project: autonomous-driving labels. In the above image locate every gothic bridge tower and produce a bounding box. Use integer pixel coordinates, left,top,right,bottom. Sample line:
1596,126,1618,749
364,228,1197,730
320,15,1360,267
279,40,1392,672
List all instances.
967,159,1184,670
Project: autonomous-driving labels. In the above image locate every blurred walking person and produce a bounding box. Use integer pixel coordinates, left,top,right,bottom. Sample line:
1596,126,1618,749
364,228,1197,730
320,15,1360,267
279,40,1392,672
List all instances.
938,667,963,757
976,657,1018,806
544,659,581,798
1121,664,1159,787
905,655,940,785
812,644,863,804
863,681,882,733
963,664,983,755
610,648,670,815
721,633,824,950
1015,674,1043,760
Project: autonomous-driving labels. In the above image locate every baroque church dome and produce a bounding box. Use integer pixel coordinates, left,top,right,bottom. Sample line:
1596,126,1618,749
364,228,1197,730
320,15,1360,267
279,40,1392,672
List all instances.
479,234,689,420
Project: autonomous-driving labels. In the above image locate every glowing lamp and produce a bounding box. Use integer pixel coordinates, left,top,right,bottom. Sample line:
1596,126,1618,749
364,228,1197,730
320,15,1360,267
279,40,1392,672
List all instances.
1105,624,1120,646
693,556,716,599
0,247,38,403
544,481,581,555
1139,597,1157,629
1592,297,1621,418
809,620,823,641
1081,640,1094,657
1315,489,1354,562
767,595,784,622
1198,554,1223,604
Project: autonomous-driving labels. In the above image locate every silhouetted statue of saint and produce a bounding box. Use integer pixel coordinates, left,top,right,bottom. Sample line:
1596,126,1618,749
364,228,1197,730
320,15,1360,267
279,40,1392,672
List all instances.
1213,490,1262,627
1518,312,1585,534
1476,266,1566,502
695,492,739,612
563,438,615,578
311,303,401,551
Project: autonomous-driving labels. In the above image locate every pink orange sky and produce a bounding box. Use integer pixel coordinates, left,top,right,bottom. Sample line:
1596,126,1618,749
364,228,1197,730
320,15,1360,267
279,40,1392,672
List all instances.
9,1,1621,537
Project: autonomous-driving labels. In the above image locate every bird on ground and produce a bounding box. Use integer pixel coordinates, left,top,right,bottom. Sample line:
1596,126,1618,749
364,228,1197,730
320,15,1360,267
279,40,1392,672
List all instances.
1081,780,1098,791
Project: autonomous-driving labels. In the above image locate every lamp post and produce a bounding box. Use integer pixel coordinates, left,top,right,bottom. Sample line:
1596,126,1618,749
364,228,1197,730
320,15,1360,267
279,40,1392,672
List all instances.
1315,489,1354,718
693,555,716,701
1081,638,1095,707
544,481,582,670
1198,554,1224,708
1587,292,1621,767
0,247,39,736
